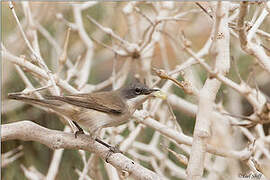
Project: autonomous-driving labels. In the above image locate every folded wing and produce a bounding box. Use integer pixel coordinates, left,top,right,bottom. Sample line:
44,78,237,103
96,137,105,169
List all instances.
45,92,125,114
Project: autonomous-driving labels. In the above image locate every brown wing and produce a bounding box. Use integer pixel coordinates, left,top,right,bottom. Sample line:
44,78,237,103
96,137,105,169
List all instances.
45,91,125,114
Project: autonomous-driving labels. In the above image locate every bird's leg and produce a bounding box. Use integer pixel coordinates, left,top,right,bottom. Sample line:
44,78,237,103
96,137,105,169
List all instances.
89,128,122,162
72,124,121,161
91,129,122,163
72,121,85,138
94,137,121,153
95,137,122,163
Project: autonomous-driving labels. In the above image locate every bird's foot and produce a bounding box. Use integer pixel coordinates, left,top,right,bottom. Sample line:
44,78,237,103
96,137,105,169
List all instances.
74,130,84,138
72,121,85,138
109,145,122,154
94,138,122,163
105,145,122,163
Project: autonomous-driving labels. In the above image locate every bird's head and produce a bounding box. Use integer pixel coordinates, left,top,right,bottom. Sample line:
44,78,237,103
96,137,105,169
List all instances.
119,81,159,112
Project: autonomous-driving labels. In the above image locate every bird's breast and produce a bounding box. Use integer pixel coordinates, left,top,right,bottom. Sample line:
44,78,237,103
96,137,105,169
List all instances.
73,108,132,130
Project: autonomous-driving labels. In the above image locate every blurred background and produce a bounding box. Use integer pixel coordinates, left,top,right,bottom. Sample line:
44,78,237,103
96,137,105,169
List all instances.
2,2,270,180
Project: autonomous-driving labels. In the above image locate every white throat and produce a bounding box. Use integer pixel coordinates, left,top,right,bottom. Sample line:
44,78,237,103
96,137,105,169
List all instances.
125,95,150,114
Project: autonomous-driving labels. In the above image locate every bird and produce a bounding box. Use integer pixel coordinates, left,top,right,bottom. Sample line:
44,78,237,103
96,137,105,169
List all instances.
8,80,159,154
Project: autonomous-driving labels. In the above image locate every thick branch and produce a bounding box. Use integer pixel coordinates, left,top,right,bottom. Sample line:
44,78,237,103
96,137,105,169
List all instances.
187,2,230,180
1,121,163,180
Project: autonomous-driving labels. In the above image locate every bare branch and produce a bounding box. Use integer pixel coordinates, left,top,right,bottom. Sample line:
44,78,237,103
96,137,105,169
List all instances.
1,121,163,180
187,2,230,179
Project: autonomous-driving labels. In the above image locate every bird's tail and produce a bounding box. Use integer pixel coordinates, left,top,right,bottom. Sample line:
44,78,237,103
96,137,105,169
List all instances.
7,93,68,114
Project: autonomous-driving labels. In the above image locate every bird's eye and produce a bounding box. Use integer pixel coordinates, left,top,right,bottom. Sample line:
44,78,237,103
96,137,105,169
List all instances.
135,88,141,95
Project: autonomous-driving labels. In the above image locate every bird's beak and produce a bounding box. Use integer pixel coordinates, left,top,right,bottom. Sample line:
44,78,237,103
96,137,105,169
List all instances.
144,88,159,95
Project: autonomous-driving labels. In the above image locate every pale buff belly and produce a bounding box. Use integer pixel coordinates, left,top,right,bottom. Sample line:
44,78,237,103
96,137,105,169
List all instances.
72,108,132,133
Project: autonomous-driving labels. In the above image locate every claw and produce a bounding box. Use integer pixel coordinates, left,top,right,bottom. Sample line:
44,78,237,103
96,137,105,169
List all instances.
72,121,85,138
105,146,122,163
74,130,84,138
105,151,113,163
109,146,122,154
